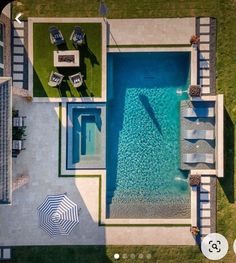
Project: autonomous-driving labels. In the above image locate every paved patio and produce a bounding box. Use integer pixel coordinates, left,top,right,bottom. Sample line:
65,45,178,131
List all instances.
0,96,195,245
107,18,195,46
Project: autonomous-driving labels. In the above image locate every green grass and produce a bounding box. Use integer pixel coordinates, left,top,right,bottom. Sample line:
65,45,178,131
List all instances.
11,0,236,262
33,23,102,97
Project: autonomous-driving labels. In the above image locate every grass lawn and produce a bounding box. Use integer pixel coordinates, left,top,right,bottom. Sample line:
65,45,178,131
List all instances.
33,23,102,97
12,0,236,262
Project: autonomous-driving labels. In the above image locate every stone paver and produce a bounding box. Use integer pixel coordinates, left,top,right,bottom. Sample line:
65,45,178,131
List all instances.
201,87,211,94
201,176,211,183
13,55,24,63
12,82,23,88
13,73,23,80
201,227,211,235
200,202,210,209
13,64,24,72
200,60,209,68
13,46,24,54
201,210,211,218
200,78,210,85
199,52,210,60
200,26,210,34
200,69,210,77
200,192,210,201
201,218,211,226
200,34,210,42
14,29,24,37
200,185,211,192
13,37,24,45
2,248,11,259
199,43,210,51
200,17,210,24
14,21,24,28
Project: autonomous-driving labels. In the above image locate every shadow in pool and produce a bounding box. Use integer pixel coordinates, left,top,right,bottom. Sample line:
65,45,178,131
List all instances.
219,108,234,203
139,94,163,135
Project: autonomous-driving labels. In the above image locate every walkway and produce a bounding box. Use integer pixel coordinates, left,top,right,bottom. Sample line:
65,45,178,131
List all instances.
196,17,216,95
199,175,216,240
12,21,28,89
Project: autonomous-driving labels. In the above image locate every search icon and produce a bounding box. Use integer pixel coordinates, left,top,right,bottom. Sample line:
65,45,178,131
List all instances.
212,243,218,250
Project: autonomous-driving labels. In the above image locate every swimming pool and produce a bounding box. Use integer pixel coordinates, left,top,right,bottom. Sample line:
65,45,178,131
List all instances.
106,52,191,218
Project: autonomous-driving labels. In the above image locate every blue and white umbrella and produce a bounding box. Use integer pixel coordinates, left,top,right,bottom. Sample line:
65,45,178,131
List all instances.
38,194,79,237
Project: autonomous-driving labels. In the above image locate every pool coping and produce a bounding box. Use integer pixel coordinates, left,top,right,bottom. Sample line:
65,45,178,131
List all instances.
28,17,107,102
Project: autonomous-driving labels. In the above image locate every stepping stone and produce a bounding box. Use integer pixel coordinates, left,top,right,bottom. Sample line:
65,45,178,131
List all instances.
200,26,210,34
14,46,24,54
201,209,211,218
200,202,210,209
13,81,23,88
200,34,210,42
201,176,211,183
201,86,211,94
201,227,211,235
200,60,209,69
14,21,24,28
200,78,210,86
14,37,24,45
13,64,24,72
14,29,24,37
200,192,210,201
200,69,210,77
13,55,24,63
201,218,211,226
2,248,11,259
199,43,210,51
13,73,23,80
200,17,210,24
199,52,210,60
200,185,211,192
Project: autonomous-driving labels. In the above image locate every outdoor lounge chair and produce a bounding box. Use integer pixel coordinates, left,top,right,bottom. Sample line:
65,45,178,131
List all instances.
49,26,65,45
13,116,26,127
183,129,215,140
12,140,25,151
183,153,215,164
69,72,83,88
70,26,85,46
182,107,215,118
48,71,64,87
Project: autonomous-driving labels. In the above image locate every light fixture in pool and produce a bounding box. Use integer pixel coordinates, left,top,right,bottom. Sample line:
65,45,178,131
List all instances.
176,88,188,95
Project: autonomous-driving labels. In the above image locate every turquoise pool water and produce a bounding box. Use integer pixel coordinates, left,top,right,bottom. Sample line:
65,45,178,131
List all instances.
67,104,105,170
106,52,191,218
81,115,96,156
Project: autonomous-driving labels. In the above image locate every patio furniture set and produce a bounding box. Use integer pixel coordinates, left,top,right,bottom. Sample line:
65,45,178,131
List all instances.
182,106,215,164
12,110,26,158
48,26,85,88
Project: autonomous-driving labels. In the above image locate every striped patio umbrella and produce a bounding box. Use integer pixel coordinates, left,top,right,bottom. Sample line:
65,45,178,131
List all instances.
38,194,79,237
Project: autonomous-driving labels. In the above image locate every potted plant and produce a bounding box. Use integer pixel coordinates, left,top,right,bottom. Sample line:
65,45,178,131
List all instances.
190,35,200,47
189,174,201,187
190,226,200,236
188,85,201,97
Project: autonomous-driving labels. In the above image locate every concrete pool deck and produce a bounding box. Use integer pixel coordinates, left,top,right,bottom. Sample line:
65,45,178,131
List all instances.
0,96,195,246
